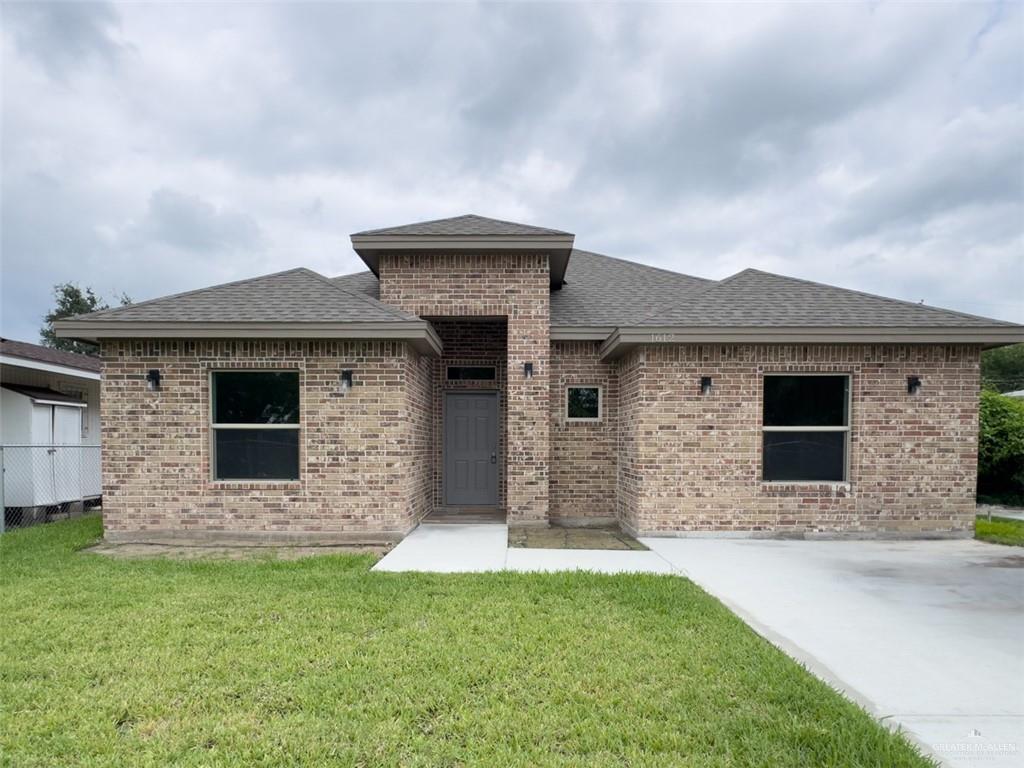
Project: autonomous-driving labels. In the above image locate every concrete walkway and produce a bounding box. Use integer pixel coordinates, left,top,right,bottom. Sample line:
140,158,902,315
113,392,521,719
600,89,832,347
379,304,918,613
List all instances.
642,538,1024,768
374,524,1023,766
371,523,676,574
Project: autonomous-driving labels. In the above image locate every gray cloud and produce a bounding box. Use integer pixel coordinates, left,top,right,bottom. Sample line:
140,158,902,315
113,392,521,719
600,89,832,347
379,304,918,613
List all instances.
1,2,1021,343
3,1,124,79
128,188,262,253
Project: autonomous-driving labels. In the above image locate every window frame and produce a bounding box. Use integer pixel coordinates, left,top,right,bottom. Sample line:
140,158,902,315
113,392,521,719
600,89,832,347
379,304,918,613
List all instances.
761,372,851,484
209,369,301,483
565,385,602,423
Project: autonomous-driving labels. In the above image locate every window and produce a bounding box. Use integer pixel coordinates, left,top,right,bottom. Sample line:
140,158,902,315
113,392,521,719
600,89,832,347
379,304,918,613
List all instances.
447,366,496,381
566,386,601,421
762,375,849,482
211,371,300,480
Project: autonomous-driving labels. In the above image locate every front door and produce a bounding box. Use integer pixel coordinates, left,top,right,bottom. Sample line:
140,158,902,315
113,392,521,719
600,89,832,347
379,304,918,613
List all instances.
444,392,499,506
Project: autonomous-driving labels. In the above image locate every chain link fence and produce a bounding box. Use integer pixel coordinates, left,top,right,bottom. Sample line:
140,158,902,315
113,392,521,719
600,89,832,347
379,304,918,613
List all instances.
1,445,101,532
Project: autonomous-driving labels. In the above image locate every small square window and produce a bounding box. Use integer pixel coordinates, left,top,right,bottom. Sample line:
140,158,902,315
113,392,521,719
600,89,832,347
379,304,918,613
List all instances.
566,386,601,421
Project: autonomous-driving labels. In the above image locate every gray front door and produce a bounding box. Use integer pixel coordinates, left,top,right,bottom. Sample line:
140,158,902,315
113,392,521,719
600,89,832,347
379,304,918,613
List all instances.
444,392,499,506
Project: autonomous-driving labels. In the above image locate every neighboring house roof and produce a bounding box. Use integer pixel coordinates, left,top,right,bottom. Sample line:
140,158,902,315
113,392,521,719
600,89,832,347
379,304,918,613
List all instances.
1,383,87,407
0,337,102,373
353,214,571,237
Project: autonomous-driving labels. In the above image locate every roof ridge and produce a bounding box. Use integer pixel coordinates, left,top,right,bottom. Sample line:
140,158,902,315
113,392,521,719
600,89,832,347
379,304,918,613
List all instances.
73,267,313,321
294,268,416,321
738,268,1017,326
571,249,713,284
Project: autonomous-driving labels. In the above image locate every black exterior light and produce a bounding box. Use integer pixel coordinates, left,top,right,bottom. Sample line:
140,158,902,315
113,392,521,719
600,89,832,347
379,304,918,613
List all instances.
701,376,713,396
340,369,354,395
145,369,161,391
907,375,922,395
524,362,534,380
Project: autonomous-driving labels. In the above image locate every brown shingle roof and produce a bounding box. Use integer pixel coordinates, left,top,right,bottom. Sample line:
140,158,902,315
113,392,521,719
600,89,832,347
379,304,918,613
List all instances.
634,268,1019,328
0,338,102,372
68,268,417,324
352,214,571,237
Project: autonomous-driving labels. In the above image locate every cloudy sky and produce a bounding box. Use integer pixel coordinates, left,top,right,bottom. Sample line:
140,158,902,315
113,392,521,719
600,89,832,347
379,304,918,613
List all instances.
2,1,1022,342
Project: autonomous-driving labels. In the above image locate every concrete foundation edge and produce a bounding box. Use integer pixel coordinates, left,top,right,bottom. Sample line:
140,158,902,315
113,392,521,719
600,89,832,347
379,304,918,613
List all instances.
104,526,412,547
621,521,974,541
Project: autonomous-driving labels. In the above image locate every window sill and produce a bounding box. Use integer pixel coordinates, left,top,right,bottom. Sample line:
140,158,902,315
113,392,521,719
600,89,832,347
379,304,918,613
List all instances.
760,481,852,494
208,480,302,491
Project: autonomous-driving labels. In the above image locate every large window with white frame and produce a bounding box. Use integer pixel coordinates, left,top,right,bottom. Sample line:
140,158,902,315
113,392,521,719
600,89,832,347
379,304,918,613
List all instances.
211,371,300,480
762,374,850,482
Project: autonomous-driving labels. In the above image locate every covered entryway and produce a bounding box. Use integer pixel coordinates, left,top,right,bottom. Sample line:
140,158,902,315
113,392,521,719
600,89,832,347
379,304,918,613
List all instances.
443,391,499,507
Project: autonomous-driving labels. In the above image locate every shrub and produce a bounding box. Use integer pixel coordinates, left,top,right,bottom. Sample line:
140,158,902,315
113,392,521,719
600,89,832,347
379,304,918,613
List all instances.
978,391,1024,502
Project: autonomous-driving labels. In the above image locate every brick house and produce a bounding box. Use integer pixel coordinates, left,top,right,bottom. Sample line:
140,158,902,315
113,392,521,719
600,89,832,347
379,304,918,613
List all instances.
55,215,1024,544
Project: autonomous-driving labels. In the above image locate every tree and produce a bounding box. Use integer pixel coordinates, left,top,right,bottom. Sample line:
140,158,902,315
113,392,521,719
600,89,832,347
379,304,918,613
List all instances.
981,343,1024,394
978,391,1024,503
40,283,131,356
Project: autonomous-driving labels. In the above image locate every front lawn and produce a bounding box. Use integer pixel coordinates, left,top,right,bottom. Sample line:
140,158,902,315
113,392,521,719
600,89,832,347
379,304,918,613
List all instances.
975,514,1024,547
0,516,933,767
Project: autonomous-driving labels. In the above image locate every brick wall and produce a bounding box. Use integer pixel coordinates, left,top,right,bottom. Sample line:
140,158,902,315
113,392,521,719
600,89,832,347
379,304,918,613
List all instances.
615,348,645,533
548,341,619,523
99,339,426,543
405,345,434,523
379,253,550,524
620,343,981,537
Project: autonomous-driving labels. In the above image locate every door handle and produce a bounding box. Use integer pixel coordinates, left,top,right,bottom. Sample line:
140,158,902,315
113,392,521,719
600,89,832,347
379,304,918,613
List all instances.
490,452,497,464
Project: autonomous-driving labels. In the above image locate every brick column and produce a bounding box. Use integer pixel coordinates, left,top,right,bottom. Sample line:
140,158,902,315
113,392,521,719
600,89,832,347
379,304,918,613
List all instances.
505,305,550,525
378,252,552,525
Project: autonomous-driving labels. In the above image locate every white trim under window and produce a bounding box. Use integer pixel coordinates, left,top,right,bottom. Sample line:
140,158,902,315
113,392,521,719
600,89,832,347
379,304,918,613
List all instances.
762,373,851,483
565,385,602,422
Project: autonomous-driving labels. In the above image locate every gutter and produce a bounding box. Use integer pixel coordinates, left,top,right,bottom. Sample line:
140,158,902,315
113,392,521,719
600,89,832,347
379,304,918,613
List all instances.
599,325,1024,360
52,320,445,356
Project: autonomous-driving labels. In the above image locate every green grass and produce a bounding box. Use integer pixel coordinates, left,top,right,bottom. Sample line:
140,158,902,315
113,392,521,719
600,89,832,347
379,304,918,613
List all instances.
0,516,933,767
975,515,1024,547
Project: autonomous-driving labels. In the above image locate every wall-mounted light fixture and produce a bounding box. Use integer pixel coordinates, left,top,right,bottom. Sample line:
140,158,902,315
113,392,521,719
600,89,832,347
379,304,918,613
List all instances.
524,362,534,380
701,376,713,396
145,369,161,391
340,369,354,395
907,375,922,395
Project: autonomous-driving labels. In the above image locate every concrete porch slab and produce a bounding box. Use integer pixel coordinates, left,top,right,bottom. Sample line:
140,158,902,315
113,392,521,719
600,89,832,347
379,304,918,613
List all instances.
371,524,509,572
371,523,677,575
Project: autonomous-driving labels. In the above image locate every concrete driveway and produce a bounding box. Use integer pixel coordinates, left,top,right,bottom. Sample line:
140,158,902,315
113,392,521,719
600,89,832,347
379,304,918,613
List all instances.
641,537,1024,768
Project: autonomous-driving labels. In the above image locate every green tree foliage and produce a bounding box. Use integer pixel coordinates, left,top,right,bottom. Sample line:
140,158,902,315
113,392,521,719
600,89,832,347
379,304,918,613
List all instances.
39,283,131,356
978,390,1024,502
981,343,1024,393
